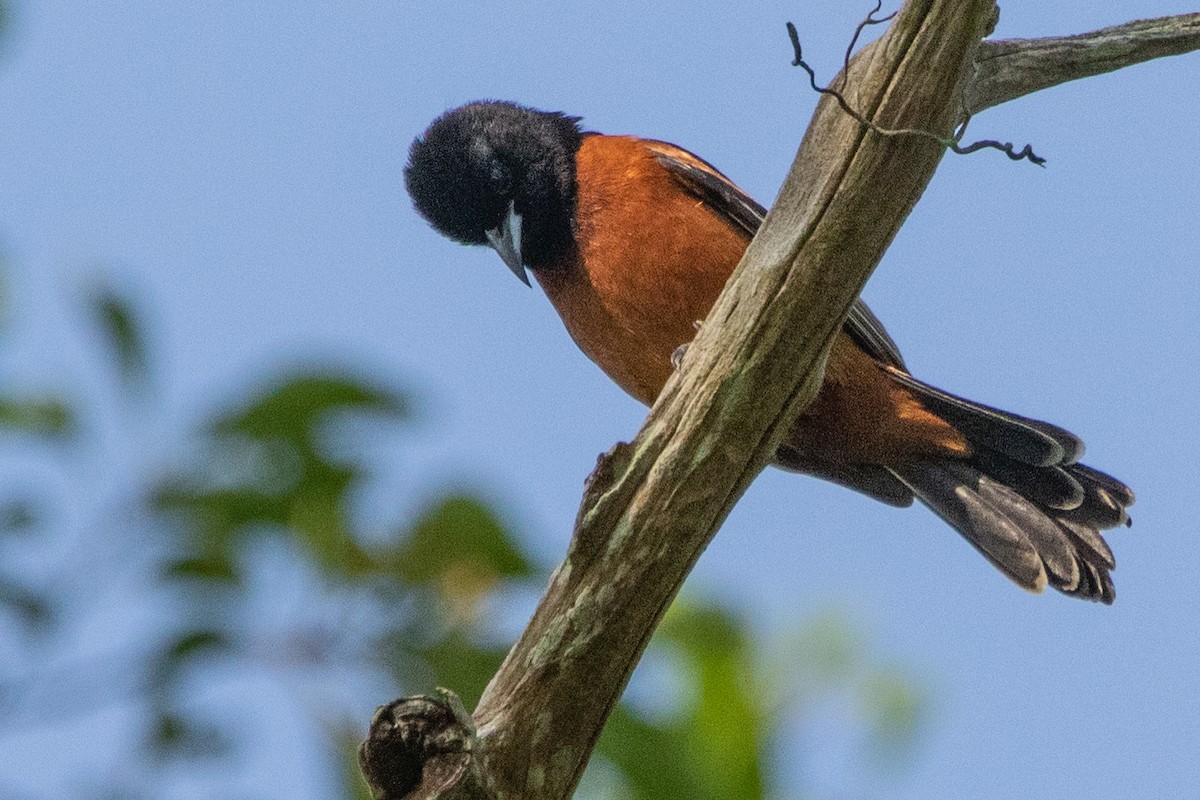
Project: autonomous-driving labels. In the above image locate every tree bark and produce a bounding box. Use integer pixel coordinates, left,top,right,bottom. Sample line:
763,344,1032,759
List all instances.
969,14,1200,113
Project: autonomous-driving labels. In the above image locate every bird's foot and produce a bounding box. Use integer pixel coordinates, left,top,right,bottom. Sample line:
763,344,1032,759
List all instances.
670,342,689,371
670,321,705,371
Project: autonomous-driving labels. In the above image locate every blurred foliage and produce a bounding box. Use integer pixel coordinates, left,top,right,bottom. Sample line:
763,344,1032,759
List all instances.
0,261,924,799
595,603,767,800
87,284,150,388
0,395,75,437
154,371,411,582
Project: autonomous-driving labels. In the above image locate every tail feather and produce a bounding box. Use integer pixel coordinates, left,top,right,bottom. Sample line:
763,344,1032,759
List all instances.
1060,468,1130,530
970,447,1085,510
1057,518,1116,571
887,368,1085,466
954,465,1082,591
892,458,1126,603
886,372,1132,604
776,444,915,508
1070,463,1136,507
891,459,1048,592
1063,555,1115,604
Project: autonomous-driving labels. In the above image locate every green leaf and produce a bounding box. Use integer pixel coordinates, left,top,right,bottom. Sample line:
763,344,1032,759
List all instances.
162,556,241,585
392,494,532,591
154,482,289,528
152,711,187,750
149,711,231,759
157,370,413,579
0,396,75,437
153,453,368,579
151,483,287,571
213,372,408,446
166,629,229,661
592,598,773,800
403,629,508,709
657,602,766,800
289,479,373,576
595,705,695,800
151,630,232,691
87,285,149,387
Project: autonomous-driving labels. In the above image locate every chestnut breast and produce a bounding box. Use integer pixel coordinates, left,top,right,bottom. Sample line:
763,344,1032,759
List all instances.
534,135,747,404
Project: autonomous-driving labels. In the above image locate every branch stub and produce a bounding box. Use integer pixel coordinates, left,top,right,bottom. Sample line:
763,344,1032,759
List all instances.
359,691,491,800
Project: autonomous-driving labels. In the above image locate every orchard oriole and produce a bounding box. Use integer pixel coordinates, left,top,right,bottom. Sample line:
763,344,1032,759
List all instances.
404,100,1133,603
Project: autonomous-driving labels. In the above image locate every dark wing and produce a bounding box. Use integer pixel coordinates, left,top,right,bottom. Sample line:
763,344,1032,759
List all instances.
649,143,907,370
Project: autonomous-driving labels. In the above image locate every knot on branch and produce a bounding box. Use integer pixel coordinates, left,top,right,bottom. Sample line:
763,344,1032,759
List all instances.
582,442,635,511
359,691,491,800
569,441,636,557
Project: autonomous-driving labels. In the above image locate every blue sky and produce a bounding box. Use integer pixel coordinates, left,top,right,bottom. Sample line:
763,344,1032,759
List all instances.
1,2,1198,798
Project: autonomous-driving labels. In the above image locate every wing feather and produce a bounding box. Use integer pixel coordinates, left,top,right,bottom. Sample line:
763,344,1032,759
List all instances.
648,143,906,369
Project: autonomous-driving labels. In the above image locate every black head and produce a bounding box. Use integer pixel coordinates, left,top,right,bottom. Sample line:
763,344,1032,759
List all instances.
405,101,583,280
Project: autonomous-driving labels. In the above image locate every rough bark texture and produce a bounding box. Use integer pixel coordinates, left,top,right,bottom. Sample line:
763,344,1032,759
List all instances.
969,14,1200,113
360,7,1200,800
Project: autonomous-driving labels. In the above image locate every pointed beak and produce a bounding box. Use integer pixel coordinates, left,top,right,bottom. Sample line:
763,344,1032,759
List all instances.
485,202,530,286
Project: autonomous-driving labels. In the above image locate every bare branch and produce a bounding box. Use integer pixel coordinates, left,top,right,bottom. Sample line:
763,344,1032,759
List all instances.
969,13,1200,112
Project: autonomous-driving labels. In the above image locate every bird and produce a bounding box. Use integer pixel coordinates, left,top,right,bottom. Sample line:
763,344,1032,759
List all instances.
404,100,1133,603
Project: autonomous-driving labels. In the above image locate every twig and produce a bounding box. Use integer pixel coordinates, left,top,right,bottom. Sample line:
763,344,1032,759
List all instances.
839,0,898,92
787,18,1046,166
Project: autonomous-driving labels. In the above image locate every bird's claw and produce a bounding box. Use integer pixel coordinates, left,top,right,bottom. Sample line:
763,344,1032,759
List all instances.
671,342,689,371
670,321,705,371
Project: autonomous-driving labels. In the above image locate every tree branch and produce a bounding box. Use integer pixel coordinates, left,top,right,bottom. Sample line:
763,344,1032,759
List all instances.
969,13,1200,113
361,7,1200,800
